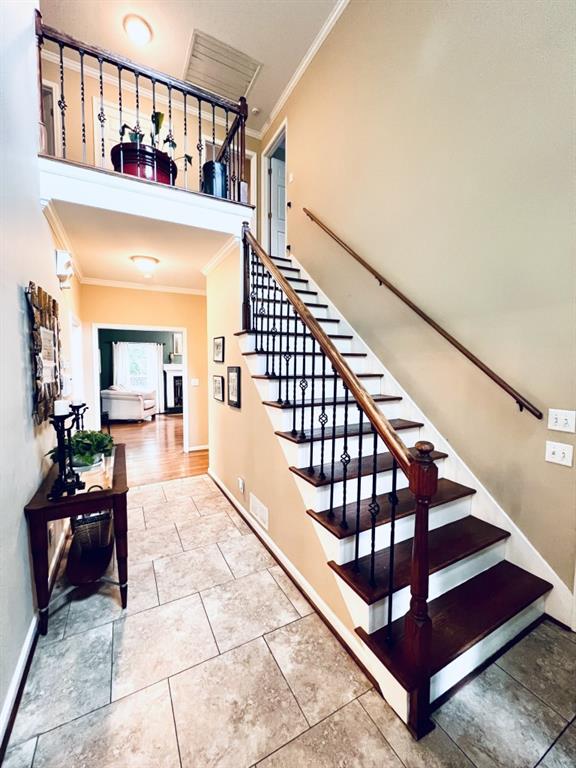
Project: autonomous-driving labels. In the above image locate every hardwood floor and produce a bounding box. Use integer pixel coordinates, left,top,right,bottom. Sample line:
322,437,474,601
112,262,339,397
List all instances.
109,414,208,487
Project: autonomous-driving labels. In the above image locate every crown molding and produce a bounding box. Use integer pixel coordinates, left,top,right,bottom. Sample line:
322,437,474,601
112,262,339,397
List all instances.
201,236,239,276
41,199,84,280
80,277,206,295
41,50,261,141
259,0,350,138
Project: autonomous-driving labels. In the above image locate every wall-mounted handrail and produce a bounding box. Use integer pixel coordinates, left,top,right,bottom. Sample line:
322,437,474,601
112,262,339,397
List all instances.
303,207,543,420
244,226,413,475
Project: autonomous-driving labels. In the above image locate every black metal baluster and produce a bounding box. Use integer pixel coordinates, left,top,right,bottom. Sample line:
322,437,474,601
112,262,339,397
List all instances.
328,368,338,518
291,309,298,436
117,66,123,173
152,79,157,181
299,324,308,439
97,57,106,166
283,294,292,406
167,85,174,185
57,43,67,158
224,110,230,199
79,50,86,163
318,353,328,480
197,98,203,190
265,270,272,376
211,103,216,164
250,250,258,350
183,93,188,190
271,279,278,380
386,458,399,641
134,72,141,176
354,407,364,568
308,337,316,474
257,260,266,355
369,426,380,586
340,384,351,528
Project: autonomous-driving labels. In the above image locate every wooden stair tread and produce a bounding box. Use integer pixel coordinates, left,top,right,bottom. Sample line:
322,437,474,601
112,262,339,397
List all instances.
253,372,383,381
291,446,448,486
256,298,328,308
235,331,353,341
357,561,552,690
329,517,509,604
276,418,421,444
243,350,367,358
255,265,299,274
307,479,476,539
247,316,341,324
263,394,402,410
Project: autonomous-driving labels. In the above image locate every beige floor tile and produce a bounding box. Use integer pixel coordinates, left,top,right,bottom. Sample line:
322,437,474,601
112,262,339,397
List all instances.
265,614,370,725
163,476,211,500
3,737,37,768
171,637,307,768
496,620,576,719
144,496,200,528
541,722,576,768
193,494,235,517
268,565,314,618
177,512,241,550
65,560,158,637
33,681,180,768
112,593,218,699
360,689,473,768
257,699,403,767
226,507,253,535
435,664,566,768
202,570,299,652
154,544,233,603
218,533,276,578
36,601,70,647
127,483,166,507
127,506,145,530
11,624,112,745
128,522,182,564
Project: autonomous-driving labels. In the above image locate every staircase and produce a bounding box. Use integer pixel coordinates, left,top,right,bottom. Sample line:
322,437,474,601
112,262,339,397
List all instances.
237,225,552,738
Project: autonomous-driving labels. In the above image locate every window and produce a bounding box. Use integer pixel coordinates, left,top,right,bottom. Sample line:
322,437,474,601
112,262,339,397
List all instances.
127,344,152,390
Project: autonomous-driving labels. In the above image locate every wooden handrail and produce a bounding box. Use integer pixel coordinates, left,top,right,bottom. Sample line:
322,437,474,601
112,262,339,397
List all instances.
244,226,413,475
303,208,543,420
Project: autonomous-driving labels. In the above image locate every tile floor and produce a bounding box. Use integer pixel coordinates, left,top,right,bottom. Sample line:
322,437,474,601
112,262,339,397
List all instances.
4,474,576,768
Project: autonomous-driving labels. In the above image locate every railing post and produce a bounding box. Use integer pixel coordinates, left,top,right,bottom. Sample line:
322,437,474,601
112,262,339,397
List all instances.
242,222,251,331
35,10,47,153
405,440,437,738
238,96,248,204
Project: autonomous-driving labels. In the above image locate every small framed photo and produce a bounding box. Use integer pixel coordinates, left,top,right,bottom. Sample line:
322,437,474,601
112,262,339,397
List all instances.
213,336,225,363
173,332,183,356
213,375,225,402
227,366,241,408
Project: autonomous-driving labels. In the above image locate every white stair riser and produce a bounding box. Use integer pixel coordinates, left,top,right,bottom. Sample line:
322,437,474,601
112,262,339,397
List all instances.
280,428,421,467
338,540,507,634
291,460,447,512
430,598,545,702
252,304,330,320
245,354,371,377
333,496,473,564
265,400,403,431
252,375,383,402
238,335,354,355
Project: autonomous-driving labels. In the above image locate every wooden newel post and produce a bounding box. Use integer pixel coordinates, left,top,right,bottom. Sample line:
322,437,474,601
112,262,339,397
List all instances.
405,440,438,737
242,222,251,332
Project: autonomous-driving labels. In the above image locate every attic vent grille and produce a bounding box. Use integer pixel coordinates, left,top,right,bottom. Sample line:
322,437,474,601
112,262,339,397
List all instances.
185,30,261,102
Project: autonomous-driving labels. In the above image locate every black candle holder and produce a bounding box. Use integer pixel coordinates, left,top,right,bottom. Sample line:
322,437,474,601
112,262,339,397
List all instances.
69,402,88,430
47,412,85,501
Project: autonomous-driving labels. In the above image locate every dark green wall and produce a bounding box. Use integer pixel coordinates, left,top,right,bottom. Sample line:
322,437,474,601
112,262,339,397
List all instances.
98,329,182,390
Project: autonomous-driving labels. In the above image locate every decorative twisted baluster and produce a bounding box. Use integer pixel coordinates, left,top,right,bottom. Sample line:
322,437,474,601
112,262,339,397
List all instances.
57,43,67,158
386,457,399,641
117,66,123,172
354,405,364,568
79,50,86,163
299,324,308,440
328,368,338,518
318,352,328,480
340,383,351,528
308,337,317,473
369,425,380,586
197,98,203,189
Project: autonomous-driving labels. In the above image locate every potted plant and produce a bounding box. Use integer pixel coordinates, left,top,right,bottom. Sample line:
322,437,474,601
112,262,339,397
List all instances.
111,111,189,186
48,430,114,472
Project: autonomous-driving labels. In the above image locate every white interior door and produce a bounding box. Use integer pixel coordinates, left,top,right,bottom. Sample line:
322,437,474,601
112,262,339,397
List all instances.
270,157,286,257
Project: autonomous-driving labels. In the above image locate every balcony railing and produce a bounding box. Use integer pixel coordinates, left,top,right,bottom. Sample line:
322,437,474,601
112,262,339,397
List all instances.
35,11,249,204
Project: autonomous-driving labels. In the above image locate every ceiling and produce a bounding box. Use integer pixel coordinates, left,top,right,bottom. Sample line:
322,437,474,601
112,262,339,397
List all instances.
40,0,339,132
51,201,230,291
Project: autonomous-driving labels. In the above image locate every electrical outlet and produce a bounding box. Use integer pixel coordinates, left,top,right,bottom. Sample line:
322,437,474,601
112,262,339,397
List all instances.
547,409,576,433
238,477,245,494
545,441,574,467
249,493,269,529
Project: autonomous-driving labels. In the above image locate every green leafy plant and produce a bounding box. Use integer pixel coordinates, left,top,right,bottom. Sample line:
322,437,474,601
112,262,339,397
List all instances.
48,430,114,466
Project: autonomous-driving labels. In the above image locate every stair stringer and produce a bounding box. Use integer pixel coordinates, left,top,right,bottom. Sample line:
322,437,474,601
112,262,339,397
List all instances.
274,249,572,625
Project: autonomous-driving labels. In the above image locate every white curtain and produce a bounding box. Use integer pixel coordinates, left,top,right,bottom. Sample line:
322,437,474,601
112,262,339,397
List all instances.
112,342,131,389
154,343,165,413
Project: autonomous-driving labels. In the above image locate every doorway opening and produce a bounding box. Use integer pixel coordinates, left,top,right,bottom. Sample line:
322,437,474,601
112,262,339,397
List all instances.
262,124,287,257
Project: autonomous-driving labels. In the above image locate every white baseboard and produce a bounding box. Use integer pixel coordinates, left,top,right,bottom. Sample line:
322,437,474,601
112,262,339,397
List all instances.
208,468,410,723
186,444,209,453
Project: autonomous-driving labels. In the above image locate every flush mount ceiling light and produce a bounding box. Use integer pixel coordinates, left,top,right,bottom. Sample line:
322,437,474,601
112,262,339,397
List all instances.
130,255,159,278
123,15,153,46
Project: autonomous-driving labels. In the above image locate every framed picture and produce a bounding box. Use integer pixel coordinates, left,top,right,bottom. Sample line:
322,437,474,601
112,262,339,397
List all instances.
213,336,225,363
227,366,241,408
173,332,183,356
25,282,62,424
213,375,225,402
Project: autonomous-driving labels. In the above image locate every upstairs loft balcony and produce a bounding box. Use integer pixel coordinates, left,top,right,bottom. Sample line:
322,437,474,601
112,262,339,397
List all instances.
35,11,254,219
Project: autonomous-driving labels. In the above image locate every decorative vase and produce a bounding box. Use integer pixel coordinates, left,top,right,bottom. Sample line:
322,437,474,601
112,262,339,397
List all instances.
110,142,178,186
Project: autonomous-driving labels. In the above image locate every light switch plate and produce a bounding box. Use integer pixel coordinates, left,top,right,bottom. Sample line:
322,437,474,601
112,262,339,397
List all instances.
547,409,576,433
545,441,574,467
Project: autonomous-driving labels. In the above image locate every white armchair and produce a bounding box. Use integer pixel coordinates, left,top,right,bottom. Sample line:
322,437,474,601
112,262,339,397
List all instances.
101,386,157,421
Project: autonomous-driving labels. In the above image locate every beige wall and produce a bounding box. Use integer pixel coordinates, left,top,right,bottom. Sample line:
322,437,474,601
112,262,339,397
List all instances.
207,249,352,626
0,0,81,729
80,283,208,449
258,0,576,588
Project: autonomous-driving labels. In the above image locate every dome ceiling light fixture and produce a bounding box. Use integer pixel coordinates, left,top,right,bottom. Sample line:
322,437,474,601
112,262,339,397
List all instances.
123,14,153,46
130,255,159,278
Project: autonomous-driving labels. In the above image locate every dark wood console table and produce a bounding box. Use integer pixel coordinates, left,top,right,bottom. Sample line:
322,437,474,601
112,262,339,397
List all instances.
24,444,129,635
